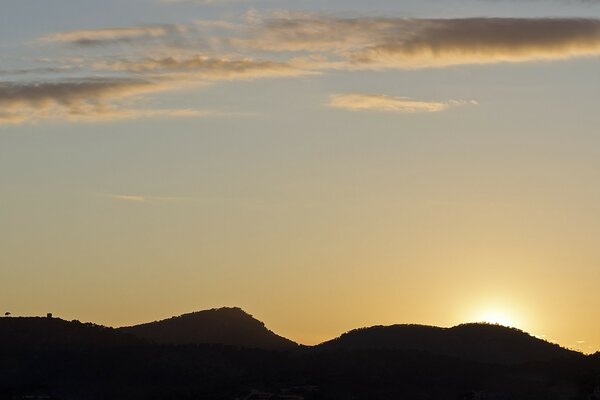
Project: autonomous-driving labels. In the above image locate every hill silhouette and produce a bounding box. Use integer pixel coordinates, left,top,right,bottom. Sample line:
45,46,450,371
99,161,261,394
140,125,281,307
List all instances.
0,316,143,352
2,308,599,400
118,307,298,350
319,322,581,364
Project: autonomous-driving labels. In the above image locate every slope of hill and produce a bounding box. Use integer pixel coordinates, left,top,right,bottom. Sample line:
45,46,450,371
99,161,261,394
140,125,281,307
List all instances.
0,317,143,352
318,322,581,364
118,307,298,350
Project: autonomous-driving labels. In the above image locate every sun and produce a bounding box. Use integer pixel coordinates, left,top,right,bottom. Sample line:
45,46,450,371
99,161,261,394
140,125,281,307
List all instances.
477,309,516,327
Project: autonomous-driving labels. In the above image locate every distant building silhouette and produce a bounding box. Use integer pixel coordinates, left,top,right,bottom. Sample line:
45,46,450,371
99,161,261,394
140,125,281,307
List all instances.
46,313,53,319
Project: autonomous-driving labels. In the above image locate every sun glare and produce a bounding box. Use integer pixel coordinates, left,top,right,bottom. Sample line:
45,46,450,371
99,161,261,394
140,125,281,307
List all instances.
477,309,516,327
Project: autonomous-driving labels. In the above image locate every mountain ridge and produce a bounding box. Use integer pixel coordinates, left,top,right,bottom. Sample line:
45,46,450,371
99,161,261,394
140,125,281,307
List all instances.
0,307,585,360
318,322,581,364
3,307,598,399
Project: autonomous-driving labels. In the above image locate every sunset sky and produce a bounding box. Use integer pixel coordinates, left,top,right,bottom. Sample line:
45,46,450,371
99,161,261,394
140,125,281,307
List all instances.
2,0,600,352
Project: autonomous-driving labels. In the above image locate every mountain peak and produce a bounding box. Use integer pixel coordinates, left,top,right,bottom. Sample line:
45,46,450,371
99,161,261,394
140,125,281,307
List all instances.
119,307,298,350
176,307,257,322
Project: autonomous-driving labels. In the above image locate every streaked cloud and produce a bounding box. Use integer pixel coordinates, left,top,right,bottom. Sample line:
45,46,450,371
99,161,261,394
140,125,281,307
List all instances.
0,78,218,125
37,16,600,69
107,194,149,203
328,93,476,113
106,194,198,204
0,106,213,125
8,15,600,126
0,112,28,125
37,16,600,70
98,55,313,80
0,78,158,107
232,13,403,53
239,15,600,68
41,25,182,46
349,18,600,68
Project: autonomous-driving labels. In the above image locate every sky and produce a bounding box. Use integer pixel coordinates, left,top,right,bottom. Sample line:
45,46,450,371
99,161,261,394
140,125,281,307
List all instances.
2,0,600,352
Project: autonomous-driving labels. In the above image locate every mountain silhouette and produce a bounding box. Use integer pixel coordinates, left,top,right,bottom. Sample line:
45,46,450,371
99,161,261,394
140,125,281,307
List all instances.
319,322,581,364
118,307,298,350
2,308,599,400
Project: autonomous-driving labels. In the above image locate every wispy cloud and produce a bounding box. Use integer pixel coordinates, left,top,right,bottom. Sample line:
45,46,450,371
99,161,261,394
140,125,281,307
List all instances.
0,57,304,125
0,112,28,125
0,77,229,125
105,194,198,204
107,194,149,203
328,93,476,113
238,15,600,68
7,15,600,126
40,25,183,46
42,16,600,67
0,78,159,107
97,55,313,80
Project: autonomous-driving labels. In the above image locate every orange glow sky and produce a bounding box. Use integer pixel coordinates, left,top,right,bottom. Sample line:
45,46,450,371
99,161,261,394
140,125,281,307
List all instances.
1,0,600,353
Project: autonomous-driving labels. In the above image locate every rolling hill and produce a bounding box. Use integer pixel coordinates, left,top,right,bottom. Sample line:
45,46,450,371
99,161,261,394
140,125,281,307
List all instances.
1,308,598,399
318,322,581,364
0,316,143,352
118,307,299,350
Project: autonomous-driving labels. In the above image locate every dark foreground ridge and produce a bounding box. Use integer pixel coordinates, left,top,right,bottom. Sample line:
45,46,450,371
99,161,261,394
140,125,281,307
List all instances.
1,307,599,400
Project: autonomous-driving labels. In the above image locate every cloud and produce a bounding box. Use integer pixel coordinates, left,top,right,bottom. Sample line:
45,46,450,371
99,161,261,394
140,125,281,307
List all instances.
0,105,213,126
0,78,158,107
232,13,403,53
237,15,600,68
99,55,313,80
0,66,79,77
328,93,475,113
65,107,214,122
41,25,182,46
0,52,314,125
350,18,600,68
13,15,600,127
0,112,28,125
0,53,313,125
39,16,600,69
105,194,198,204
39,16,600,70
0,78,216,125
107,194,148,203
